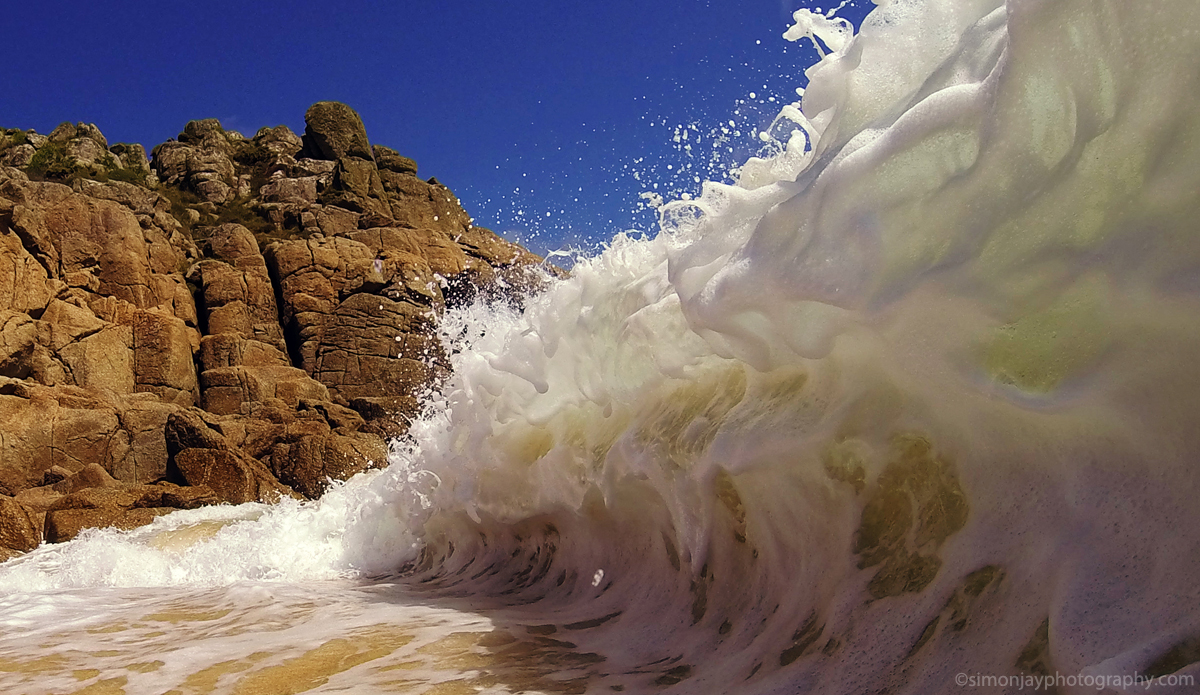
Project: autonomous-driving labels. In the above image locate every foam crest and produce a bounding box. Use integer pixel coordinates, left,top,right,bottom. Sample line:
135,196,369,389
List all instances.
386,0,1200,687
3,1,1200,692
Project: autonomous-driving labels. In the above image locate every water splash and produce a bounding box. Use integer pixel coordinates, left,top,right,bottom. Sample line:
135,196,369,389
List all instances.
4,1,1200,693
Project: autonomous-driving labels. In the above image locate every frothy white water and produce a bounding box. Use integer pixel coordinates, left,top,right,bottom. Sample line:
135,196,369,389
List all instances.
4,0,1200,693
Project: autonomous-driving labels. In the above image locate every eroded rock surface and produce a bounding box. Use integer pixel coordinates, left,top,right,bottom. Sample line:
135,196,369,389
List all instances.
0,103,548,555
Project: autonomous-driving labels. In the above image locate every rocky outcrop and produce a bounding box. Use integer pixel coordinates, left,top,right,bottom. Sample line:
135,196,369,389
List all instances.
192,222,321,417
0,103,548,557
152,118,245,204
0,170,200,407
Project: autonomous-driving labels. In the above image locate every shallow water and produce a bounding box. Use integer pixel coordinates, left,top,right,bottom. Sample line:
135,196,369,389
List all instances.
4,0,1200,693
0,580,636,695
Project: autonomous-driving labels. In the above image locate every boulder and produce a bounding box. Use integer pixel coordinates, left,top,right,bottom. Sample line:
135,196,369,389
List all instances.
37,299,105,352
372,146,417,175
164,408,300,503
14,485,63,512
0,145,35,168
200,364,328,415
254,125,303,156
44,507,173,543
378,171,470,232
271,431,386,498
109,143,152,173
35,472,218,542
30,478,224,543
315,205,360,236
110,400,177,482
259,175,318,205
150,141,193,187
172,448,297,504
48,122,108,149
150,133,237,204
132,310,200,404
132,482,220,510
199,333,291,370
50,463,121,494
64,137,108,168
300,399,366,434
323,157,390,218
292,158,337,177
178,119,231,153
0,496,40,551
296,103,392,220
47,485,139,511
164,408,231,454
302,102,374,161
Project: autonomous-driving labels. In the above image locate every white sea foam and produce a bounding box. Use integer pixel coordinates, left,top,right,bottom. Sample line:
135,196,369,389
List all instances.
3,1,1200,692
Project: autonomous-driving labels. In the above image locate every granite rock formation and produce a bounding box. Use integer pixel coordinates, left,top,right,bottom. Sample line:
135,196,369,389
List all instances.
0,102,545,556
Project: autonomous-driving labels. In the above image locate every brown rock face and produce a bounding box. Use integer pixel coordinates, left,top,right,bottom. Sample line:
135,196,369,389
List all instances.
271,431,387,499
0,169,201,409
173,449,295,505
266,233,446,415
36,189,185,308
0,229,55,315
0,382,175,493
0,496,41,550
196,223,285,348
372,146,417,175
0,102,548,546
151,120,242,205
303,102,374,161
45,507,174,543
51,463,121,494
193,223,331,418
134,310,200,404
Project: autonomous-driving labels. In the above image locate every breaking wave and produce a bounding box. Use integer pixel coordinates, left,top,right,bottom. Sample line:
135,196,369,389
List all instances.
3,1,1200,692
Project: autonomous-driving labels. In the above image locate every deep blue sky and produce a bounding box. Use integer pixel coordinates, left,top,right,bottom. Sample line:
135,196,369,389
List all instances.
2,0,872,254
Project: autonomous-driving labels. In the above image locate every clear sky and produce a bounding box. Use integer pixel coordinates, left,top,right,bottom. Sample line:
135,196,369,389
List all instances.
2,0,872,254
